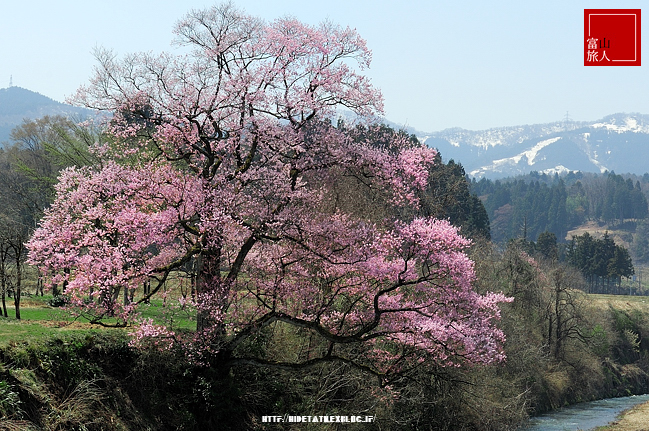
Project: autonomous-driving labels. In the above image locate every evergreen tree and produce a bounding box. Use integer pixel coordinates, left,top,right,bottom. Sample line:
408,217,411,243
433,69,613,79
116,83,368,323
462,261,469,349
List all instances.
608,246,634,287
536,231,558,261
633,218,649,263
420,155,491,240
566,232,634,293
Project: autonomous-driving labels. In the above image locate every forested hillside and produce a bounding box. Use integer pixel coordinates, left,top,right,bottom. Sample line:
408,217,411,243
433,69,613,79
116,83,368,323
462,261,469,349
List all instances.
0,87,92,145
471,171,649,244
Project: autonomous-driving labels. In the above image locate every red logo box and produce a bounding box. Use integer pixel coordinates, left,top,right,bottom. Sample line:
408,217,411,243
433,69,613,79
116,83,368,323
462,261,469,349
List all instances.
584,9,641,66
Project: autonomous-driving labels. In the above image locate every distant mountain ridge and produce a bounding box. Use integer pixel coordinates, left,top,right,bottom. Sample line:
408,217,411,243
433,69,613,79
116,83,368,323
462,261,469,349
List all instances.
422,113,649,179
422,114,649,178
0,86,92,145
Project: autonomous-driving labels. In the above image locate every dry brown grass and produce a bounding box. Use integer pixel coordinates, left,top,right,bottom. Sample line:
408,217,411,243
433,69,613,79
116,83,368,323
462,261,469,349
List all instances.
565,221,634,249
596,401,649,430
566,220,610,240
587,294,649,312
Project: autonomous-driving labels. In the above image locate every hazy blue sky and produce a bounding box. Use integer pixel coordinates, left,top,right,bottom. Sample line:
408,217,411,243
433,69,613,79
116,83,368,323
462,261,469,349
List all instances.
1,0,646,132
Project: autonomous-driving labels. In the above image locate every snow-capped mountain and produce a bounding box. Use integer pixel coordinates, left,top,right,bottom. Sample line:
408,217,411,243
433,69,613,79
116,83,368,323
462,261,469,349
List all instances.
422,113,649,178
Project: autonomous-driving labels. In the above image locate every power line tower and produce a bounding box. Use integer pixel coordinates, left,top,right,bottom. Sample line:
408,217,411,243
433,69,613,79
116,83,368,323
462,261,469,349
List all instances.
563,111,573,130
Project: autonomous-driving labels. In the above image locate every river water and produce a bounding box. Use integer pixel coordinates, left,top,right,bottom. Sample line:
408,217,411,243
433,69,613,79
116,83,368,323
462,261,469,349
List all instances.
521,394,649,430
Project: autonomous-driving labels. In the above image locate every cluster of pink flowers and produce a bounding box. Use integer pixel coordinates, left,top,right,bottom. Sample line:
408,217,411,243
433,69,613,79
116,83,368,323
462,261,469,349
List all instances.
129,318,177,351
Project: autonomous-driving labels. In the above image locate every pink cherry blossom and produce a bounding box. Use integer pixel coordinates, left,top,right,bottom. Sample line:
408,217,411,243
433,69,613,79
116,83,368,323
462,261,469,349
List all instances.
30,3,511,375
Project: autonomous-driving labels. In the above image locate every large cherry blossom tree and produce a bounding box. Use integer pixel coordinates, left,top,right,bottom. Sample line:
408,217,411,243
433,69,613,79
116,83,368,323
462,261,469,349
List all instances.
28,2,510,377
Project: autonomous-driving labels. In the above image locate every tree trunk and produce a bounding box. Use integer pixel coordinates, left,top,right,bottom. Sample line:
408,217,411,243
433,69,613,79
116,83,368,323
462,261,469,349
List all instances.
554,305,562,358
195,250,224,333
1,272,7,318
547,313,553,350
14,262,21,320
0,250,7,317
143,279,151,304
111,286,121,304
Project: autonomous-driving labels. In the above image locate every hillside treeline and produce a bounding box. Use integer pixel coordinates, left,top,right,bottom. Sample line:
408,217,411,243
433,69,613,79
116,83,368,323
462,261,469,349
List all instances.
471,171,649,244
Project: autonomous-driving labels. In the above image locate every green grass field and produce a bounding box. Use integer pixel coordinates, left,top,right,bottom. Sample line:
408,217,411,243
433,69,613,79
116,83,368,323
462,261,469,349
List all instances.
0,293,196,345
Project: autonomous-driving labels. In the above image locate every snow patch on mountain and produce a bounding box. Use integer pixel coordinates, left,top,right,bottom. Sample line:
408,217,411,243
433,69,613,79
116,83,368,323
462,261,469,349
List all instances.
416,135,431,144
524,137,561,165
576,137,610,173
591,116,649,133
469,156,520,177
541,165,572,175
468,137,561,176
